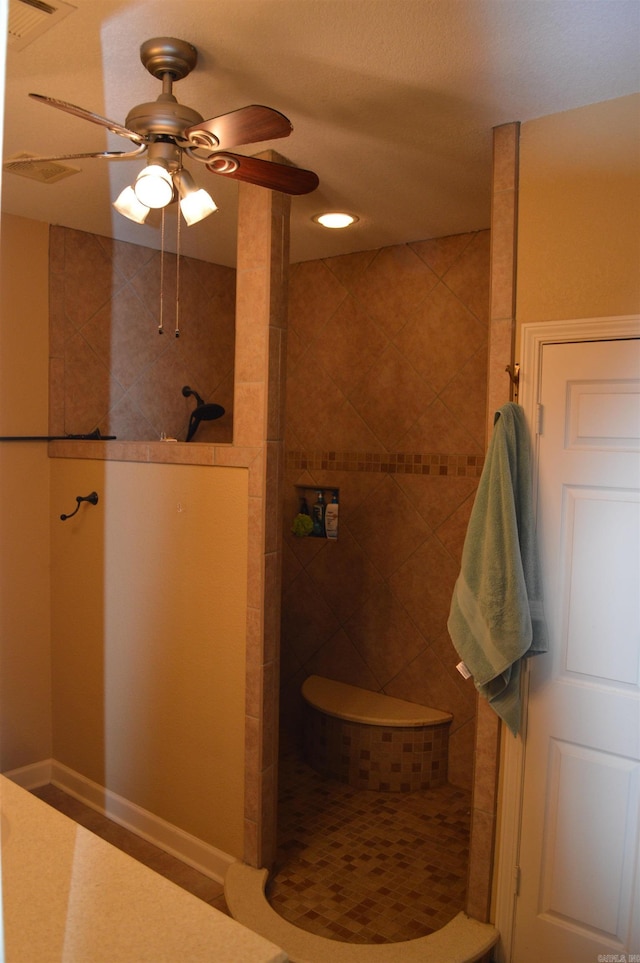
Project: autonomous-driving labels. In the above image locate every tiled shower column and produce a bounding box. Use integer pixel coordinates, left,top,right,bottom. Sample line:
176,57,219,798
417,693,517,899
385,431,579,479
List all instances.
234,157,290,869
466,122,520,922
486,122,520,430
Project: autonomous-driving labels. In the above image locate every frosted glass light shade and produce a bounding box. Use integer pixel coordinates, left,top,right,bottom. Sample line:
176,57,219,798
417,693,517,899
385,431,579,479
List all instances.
174,169,217,226
134,164,174,208
180,187,217,226
113,185,150,224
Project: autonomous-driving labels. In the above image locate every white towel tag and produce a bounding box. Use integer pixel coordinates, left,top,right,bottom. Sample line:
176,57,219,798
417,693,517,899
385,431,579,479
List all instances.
456,661,472,680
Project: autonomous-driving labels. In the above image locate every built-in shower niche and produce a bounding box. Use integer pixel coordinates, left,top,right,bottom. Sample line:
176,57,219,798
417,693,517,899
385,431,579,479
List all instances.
293,485,339,539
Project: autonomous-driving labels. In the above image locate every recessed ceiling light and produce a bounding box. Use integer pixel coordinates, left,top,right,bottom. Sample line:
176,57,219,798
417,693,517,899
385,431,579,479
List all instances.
313,212,358,229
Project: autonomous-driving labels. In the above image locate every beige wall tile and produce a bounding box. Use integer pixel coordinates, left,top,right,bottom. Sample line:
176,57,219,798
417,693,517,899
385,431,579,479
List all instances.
282,230,490,795
50,226,236,443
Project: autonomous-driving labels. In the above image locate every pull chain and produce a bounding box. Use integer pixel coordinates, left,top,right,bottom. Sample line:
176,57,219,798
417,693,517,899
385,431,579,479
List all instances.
175,206,181,338
158,207,165,335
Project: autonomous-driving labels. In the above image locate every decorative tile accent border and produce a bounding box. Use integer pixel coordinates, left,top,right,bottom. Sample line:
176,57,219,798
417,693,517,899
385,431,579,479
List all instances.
287,450,484,477
303,705,450,792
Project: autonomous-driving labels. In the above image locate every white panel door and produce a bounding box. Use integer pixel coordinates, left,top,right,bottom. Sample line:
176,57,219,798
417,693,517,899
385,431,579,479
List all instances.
512,338,640,961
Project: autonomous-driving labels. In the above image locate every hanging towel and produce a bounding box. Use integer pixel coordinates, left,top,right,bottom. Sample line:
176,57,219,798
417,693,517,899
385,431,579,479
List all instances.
447,402,547,735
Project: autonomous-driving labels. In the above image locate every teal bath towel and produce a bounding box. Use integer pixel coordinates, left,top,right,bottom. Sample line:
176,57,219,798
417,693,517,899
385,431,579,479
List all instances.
447,403,547,735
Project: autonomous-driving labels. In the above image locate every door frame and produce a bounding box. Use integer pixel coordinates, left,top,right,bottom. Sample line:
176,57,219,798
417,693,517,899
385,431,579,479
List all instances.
492,313,640,962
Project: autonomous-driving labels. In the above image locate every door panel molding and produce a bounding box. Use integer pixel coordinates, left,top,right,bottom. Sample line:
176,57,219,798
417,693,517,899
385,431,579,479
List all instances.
492,314,640,963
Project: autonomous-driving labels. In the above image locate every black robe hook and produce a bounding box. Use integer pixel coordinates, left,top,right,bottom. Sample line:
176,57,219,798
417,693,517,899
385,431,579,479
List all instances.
60,491,99,521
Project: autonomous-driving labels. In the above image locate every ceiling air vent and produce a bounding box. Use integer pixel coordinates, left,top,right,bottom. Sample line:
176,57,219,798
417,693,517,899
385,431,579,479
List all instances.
3,152,80,184
8,0,76,51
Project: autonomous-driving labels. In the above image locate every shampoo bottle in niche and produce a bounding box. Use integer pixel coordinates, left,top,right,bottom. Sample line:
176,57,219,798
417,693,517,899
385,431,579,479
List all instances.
325,492,339,539
312,490,325,537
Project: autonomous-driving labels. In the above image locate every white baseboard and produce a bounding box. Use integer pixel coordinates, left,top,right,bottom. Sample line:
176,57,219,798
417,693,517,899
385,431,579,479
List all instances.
2,758,53,789
3,758,235,885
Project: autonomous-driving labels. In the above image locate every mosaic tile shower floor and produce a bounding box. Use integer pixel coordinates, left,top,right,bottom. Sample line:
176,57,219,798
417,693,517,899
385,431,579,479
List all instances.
268,747,471,944
30,749,471,948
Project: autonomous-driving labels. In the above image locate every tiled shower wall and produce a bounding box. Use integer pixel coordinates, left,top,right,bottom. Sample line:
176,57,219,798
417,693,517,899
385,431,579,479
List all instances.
49,225,236,444
281,231,490,790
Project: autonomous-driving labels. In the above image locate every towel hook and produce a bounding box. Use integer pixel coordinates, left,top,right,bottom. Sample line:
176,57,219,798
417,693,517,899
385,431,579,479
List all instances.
60,491,99,521
505,363,520,402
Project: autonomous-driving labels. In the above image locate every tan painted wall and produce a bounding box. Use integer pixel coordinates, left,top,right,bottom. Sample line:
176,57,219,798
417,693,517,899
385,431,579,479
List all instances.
1,214,249,859
0,214,52,771
516,93,640,327
50,457,249,856
493,93,640,920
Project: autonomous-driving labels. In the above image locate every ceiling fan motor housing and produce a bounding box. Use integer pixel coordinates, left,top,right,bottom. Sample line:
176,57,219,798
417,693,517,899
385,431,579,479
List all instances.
125,95,204,141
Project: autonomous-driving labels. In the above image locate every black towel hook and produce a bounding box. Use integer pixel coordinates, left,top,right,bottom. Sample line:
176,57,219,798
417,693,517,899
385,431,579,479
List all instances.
60,491,99,521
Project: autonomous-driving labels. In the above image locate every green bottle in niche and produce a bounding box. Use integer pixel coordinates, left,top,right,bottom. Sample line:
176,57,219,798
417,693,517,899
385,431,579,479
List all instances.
312,491,326,537
325,492,339,539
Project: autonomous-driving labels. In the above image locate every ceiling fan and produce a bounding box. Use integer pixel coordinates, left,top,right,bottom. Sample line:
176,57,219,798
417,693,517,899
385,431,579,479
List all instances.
7,36,319,225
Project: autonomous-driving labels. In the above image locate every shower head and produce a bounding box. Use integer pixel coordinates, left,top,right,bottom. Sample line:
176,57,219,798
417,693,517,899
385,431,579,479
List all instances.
186,404,226,441
182,385,225,441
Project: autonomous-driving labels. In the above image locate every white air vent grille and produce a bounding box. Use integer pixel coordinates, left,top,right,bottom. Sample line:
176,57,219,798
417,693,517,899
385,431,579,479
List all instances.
8,0,76,51
3,153,80,183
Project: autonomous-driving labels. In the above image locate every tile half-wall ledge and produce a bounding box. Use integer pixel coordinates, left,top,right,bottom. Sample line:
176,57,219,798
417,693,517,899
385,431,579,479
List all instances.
47,439,256,468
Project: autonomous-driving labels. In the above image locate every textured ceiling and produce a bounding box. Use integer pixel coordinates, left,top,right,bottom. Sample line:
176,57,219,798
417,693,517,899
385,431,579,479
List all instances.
2,0,639,267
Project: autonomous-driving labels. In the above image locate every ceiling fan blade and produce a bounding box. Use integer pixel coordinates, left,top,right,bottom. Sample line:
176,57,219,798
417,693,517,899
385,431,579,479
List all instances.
206,152,319,195
29,93,145,145
185,105,292,151
4,145,147,169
